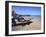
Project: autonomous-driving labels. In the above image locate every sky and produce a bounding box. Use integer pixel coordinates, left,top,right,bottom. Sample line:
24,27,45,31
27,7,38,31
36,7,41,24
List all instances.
12,6,41,15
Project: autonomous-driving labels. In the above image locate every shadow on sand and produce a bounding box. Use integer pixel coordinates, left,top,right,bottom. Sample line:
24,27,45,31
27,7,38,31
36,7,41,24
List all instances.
13,21,32,26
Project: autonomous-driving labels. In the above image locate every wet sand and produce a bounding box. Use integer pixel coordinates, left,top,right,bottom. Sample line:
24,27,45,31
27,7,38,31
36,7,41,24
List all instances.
12,16,41,31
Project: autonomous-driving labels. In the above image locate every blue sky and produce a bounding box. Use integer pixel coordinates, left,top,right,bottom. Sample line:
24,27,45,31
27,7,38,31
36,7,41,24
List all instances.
12,6,41,15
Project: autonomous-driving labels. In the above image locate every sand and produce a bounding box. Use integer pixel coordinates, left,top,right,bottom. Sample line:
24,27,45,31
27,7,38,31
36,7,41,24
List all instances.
12,16,41,31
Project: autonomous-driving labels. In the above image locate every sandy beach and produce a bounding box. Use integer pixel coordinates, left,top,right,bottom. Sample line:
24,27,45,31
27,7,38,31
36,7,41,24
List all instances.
12,15,41,31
